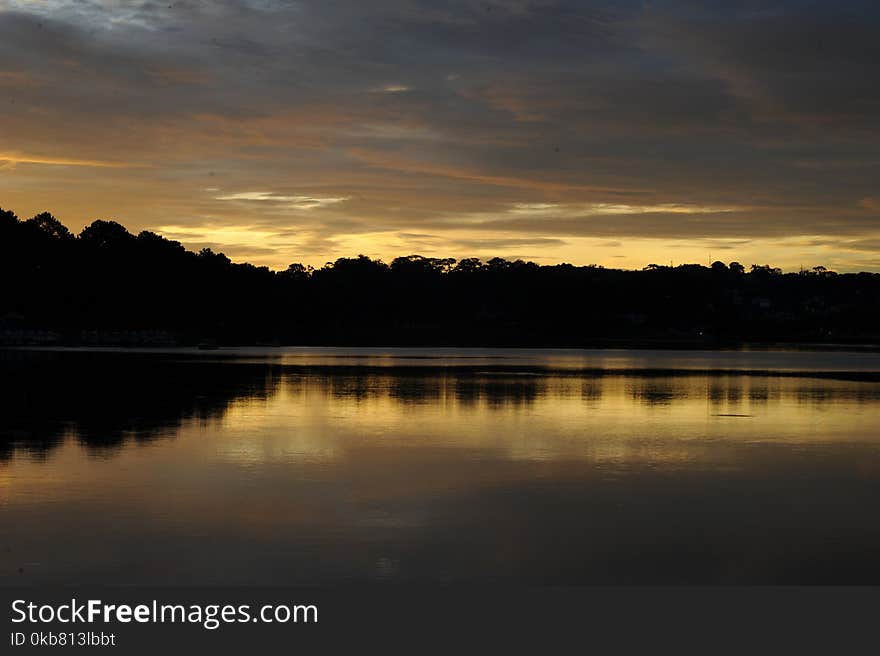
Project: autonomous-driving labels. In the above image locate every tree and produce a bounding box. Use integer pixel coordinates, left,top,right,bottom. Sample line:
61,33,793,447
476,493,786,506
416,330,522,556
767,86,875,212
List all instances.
0,207,19,232
280,263,312,282
453,258,483,274
750,264,782,276
486,257,512,270
137,230,185,252
391,255,457,275
26,212,73,240
79,220,134,248
198,248,232,266
811,265,836,277
2,207,879,348
325,255,387,276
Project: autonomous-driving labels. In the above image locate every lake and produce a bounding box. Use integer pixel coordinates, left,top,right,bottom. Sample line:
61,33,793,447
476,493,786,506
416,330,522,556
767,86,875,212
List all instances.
2,347,880,584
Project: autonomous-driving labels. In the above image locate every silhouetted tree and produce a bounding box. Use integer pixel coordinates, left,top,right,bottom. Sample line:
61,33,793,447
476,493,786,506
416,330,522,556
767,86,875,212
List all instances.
0,209,878,347
280,262,312,282
80,220,134,248
0,207,19,229
26,212,72,240
198,247,232,266
750,264,782,277
453,258,483,274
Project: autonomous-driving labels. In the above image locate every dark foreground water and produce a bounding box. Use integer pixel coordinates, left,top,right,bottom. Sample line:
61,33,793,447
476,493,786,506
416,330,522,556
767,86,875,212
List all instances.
2,347,880,585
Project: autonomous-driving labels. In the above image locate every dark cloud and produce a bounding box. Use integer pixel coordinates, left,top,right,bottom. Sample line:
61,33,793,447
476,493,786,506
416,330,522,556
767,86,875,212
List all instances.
441,209,880,240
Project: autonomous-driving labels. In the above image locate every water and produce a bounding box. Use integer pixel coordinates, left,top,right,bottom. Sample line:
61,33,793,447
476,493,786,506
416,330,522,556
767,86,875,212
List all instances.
2,347,880,585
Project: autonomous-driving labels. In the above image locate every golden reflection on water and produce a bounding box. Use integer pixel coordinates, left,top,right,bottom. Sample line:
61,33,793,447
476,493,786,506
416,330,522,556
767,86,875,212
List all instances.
3,373,879,482
210,373,880,467
2,358,880,585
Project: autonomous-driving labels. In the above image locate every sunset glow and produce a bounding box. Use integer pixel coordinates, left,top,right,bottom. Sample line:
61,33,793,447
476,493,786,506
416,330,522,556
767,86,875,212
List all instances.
1,1,879,271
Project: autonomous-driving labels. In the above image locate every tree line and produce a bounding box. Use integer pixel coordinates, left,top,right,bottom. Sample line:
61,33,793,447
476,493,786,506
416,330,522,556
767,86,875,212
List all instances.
2,207,879,346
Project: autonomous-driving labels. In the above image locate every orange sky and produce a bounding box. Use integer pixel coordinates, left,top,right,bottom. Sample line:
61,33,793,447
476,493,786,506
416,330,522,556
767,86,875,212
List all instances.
1,1,879,271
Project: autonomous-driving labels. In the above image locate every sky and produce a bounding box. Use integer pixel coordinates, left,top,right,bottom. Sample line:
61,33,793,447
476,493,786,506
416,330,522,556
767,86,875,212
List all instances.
0,0,879,271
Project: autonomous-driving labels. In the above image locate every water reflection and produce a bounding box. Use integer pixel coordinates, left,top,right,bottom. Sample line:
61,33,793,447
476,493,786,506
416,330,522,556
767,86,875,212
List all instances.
0,350,281,461
3,350,880,463
2,348,880,585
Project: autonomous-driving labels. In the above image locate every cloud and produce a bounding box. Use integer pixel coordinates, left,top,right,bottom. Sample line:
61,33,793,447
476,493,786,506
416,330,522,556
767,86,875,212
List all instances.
373,84,412,93
2,1,880,271
449,237,567,249
347,148,649,195
214,191,350,210
0,151,142,168
507,202,742,216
